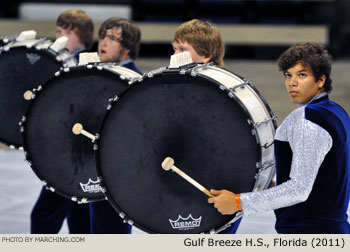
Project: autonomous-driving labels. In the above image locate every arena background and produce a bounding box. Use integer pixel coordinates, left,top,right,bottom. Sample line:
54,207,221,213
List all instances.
0,0,349,234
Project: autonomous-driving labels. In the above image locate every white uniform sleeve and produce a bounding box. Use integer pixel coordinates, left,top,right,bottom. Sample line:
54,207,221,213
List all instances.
240,108,332,216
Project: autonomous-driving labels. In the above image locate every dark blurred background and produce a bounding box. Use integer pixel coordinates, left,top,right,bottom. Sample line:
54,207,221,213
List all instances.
1,0,349,59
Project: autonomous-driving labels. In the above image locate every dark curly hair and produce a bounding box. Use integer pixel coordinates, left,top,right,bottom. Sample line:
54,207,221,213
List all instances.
277,42,333,93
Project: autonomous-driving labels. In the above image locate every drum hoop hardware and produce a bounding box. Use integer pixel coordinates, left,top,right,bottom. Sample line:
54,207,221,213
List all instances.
247,115,277,129
255,161,275,179
228,82,249,93
214,211,244,234
47,186,55,193
262,141,274,149
78,198,88,204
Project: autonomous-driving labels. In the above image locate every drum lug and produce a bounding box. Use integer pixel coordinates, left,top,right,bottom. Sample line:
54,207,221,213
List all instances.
255,161,275,179
256,162,261,169
251,128,256,136
219,84,227,91
228,91,233,98
78,198,88,204
26,160,32,167
100,186,106,193
249,116,277,129
228,82,247,93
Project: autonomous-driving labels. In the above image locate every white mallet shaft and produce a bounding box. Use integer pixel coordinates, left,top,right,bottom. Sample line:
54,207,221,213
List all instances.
161,157,213,198
72,123,96,141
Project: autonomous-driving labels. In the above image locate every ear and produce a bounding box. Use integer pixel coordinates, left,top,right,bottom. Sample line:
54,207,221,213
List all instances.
202,56,211,64
317,74,326,89
120,48,130,61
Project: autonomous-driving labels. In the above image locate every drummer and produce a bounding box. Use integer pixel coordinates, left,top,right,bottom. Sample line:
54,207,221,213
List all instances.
208,42,350,234
172,19,224,67
89,17,142,234
30,9,94,234
172,19,242,234
55,9,94,59
97,17,141,74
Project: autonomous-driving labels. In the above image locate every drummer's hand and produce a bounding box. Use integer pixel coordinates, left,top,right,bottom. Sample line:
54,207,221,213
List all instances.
208,189,238,215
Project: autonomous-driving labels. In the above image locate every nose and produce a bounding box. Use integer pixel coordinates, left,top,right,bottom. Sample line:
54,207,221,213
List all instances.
288,75,298,87
173,49,181,55
99,37,108,45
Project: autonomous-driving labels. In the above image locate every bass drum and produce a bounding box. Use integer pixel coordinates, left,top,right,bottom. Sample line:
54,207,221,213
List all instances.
21,64,141,203
95,64,277,233
0,37,76,148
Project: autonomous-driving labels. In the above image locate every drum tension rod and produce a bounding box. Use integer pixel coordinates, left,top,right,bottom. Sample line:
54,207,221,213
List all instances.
248,116,277,128
255,162,275,178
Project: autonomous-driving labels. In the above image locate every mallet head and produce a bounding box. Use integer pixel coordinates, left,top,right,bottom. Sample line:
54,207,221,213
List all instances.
162,157,174,171
72,123,83,135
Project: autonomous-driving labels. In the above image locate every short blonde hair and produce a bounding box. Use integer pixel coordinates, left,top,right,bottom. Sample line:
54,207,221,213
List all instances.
173,19,225,66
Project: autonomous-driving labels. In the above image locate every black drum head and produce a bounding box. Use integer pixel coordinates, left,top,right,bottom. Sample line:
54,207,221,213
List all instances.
0,46,62,147
22,67,130,201
97,72,258,233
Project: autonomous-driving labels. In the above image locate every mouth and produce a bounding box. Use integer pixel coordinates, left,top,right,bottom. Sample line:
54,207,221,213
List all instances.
99,49,106,54
289,91,298,96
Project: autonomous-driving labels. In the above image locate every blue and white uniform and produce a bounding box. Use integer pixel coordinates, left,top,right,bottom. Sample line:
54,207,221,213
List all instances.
240,93,350,233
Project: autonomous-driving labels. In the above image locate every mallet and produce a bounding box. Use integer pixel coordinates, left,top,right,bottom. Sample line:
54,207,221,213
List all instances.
72,123,96,141
161,157,213,197
23,90,33,100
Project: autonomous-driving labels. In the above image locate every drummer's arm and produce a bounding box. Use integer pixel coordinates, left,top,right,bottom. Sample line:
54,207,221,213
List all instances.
210,116,332,216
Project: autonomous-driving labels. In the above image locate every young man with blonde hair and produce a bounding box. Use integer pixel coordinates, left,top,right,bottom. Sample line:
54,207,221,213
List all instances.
30,9,94,234
55,9,94,58
172,19,225,66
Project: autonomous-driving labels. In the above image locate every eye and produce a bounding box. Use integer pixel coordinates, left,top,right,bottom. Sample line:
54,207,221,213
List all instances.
284,72,291,78
299,73,307,77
